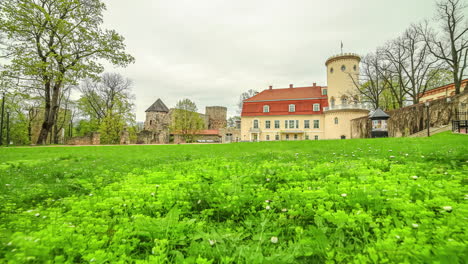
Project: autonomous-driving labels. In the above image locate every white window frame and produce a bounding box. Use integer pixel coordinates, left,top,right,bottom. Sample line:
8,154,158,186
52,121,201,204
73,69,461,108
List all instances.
304,120,310,129
274,120,280,129
315,135,319,140
314,120,320,129
265,120,271,129
253,120,259,129
263,105,270,113
289,104,295,112
313,103,320,111
334,117,339,125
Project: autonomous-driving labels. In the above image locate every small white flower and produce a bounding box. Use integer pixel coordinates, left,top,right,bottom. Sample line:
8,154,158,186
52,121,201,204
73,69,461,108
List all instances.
389,150,393,152
90,258,96,262
270,236,278,243
265,205,271,210
123,204,127,207
5,184,11,187
411,176,418,180
389,156,395,159
42,216,47,219
34,213,40,217
209,239,216,246
405,154,409,157
341,193,347,197
155,184,160,188
442,206,452,211
89,193,93,196
151,192,155,196
395,235,401,239
412,223,419,228
265,200,271,203
421,156,425,158
281,208,288,212
266,178,270,182
7,242,12,246
197,200,201,204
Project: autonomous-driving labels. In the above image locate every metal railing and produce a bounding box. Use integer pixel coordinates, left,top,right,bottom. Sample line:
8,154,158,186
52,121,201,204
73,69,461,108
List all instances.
324,103,372,111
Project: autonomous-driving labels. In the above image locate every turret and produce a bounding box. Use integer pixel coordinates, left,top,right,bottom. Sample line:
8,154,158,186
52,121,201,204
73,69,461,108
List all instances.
325,53,360,106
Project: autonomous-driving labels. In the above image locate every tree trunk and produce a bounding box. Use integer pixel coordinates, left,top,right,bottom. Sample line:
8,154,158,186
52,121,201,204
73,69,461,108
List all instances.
37,82,61,145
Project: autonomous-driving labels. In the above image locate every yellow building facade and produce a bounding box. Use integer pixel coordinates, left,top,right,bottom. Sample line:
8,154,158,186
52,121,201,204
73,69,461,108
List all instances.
241,53,371,141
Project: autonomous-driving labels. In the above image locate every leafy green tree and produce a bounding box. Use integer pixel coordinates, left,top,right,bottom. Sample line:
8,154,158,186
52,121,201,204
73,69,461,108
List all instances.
77,73,135,144
171,99,205,143
0,0,134,144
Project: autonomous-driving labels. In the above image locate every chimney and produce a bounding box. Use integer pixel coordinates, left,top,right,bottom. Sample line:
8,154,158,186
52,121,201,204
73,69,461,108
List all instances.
289,84,293,88
269,85,273,90
313,83,316,87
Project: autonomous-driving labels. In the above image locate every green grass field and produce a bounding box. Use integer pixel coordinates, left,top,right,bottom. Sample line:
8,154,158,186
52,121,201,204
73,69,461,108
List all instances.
0,133,467,263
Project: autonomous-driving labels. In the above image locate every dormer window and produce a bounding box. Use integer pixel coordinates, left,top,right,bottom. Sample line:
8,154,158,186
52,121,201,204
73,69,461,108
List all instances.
263,105,270,113
289,104,296,112
313,103,320,111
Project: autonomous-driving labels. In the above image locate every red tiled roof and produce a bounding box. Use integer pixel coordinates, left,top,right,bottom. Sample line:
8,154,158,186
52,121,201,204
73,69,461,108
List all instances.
172,129,219,135
244,86,326,102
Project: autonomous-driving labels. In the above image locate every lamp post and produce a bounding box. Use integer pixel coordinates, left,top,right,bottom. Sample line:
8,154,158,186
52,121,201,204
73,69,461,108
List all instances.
425,102,430,137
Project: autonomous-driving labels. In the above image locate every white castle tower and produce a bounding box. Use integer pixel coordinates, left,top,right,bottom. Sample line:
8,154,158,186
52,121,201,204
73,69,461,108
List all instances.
324,53,370,139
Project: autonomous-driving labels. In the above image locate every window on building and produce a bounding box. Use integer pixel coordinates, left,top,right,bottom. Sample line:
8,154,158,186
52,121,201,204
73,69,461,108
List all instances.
266,135,270,141
305,135,309,140
289,104,295,112
275,135,279,140
341,96,348,105
322,89,327,95
304,120,310,129
296,120,299,128
285,120,288,128
314,120,320,128
315,135,319,140
265,120,271,129
294,134,298,140
341,135,346,139
330,67,334,73
313,103,320,111
263,105,270,113
331,97,335,107
334,117,339,124
254,120,259,129
289,120,295,128
341,65,346,71
274,120,280,128
286,134,290,140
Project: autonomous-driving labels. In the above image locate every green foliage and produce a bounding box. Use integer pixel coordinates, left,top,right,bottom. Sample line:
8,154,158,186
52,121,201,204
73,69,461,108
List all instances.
171,99,205,143
99,114,124,144
0,133,467,263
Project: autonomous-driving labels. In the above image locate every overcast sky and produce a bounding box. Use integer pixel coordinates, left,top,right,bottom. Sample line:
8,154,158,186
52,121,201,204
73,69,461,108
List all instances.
101,0,437,121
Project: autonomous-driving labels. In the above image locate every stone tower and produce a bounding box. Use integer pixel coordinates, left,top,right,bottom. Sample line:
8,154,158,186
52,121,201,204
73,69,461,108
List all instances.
205,106,227,129
144,98,171,143
325,53,361,106
324,53,369,139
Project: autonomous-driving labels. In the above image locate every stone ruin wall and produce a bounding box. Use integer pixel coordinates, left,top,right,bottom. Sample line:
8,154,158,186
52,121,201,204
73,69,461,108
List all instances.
67,132,100,145
205,106,227,129
350,90,468,138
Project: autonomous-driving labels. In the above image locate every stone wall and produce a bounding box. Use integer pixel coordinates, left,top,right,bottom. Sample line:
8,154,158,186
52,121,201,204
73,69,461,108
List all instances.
350,116,371,139
68,132,100,145
206,106,227,129
350,90,468,138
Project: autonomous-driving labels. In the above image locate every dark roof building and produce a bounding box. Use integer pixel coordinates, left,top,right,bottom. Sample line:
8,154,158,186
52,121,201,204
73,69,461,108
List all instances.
145,98,169,113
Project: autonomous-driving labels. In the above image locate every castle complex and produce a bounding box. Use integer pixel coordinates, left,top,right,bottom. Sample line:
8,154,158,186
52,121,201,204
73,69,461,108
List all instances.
241,53,371,141
138,99,233,144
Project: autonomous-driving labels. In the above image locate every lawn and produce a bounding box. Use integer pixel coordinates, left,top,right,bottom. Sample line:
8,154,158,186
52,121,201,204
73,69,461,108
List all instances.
0,133,467,263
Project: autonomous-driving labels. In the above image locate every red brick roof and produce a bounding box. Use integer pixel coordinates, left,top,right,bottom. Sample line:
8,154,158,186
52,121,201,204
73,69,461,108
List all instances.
244,86,326,102
172,129,219,135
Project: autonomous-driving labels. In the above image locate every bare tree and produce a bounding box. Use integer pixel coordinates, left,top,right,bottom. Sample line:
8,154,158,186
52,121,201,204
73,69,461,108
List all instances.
349,52,386,109
380,40,410,109
237,89,258,114
421,0,468,94
78,72,134,123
